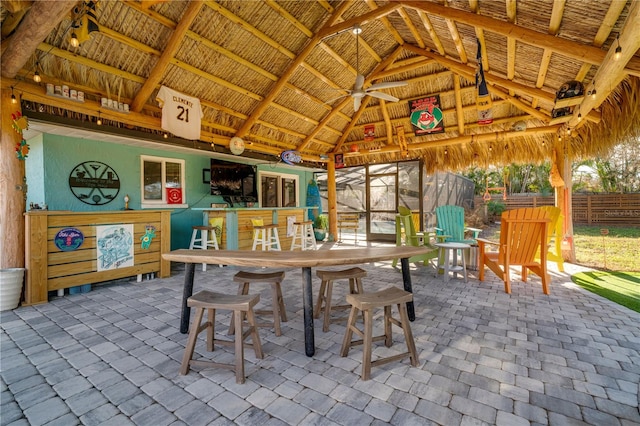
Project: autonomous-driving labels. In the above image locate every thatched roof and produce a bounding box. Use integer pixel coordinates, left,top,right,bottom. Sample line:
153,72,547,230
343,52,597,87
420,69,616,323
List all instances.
2,0,639,172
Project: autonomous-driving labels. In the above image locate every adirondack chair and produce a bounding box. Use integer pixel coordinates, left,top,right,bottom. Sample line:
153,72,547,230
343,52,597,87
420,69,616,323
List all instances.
435,205,482,244
535,206,565,272
392,207,438,268
477,207,551,295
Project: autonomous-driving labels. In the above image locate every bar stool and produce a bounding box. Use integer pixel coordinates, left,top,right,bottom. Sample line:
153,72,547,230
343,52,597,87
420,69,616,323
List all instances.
228,271,287,336
340,287,419,380
189,226,219,271
314,267,367,332
251,219,281,251
290,220,317,251
180,290,263,384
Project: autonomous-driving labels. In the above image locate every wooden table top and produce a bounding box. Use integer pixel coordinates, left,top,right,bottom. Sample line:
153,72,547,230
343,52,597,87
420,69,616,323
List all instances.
163,246,434,268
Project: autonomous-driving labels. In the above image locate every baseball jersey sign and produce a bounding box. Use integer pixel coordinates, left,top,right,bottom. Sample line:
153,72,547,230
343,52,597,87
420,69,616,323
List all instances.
156,86,203,140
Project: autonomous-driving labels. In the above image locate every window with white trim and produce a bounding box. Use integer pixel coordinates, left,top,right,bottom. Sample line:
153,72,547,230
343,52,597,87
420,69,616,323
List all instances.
258,171,298,207
140,155,187,208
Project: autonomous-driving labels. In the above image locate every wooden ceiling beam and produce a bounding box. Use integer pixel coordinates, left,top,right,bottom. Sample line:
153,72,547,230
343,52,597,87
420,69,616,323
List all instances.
130,1,202,113
403,43,555,108
379,99,393,145
398,7,425,48
400,0,640,71
365,0,405,45
570,0,640,128
1,0,76,78
416,10,445,56
453,74,465,134
235,0,357,139
445,18,467,64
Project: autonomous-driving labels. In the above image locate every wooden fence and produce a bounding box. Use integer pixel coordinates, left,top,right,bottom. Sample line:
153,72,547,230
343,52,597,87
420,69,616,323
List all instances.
474,193,640,226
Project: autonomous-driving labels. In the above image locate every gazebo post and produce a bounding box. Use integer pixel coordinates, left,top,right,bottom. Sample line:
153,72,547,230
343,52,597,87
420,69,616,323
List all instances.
327,156,338,242
0,89,26,269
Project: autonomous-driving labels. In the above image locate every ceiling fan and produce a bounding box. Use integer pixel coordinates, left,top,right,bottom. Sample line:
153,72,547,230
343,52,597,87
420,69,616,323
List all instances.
329,25,408,112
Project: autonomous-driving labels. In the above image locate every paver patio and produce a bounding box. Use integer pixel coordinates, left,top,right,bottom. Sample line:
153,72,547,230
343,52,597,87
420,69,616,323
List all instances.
2,241,639,425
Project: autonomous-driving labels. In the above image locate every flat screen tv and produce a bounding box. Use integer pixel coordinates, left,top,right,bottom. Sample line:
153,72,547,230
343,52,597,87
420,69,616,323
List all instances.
210,159,257,201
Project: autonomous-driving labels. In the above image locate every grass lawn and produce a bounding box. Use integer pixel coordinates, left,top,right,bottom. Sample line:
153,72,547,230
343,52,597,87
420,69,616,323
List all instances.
573,225,640,272
571,271,640,313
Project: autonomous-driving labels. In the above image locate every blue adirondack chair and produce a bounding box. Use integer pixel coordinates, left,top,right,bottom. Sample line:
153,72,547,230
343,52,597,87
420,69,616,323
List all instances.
434,205,481,244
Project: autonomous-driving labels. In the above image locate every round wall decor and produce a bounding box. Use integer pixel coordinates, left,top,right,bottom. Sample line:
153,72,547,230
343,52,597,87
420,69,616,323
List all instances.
69,161,120,205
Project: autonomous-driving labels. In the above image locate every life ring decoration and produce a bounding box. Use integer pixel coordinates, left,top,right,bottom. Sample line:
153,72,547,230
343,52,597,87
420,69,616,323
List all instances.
68,161,120,205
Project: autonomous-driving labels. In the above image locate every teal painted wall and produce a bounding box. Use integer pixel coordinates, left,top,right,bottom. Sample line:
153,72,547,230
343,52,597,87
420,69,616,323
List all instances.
25,133,316,249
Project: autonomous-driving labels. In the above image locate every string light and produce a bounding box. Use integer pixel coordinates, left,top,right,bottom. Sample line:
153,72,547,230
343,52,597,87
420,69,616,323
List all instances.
96,112,102,126
163,132,168,139
614,35,622,61
10,86,17,104
70,32,79,48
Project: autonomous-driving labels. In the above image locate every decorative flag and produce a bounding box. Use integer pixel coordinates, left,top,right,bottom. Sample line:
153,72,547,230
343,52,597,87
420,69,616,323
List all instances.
364,124,375,142
476,39,493,125
156,86,203,140
72,1,99,45
409,96,445,135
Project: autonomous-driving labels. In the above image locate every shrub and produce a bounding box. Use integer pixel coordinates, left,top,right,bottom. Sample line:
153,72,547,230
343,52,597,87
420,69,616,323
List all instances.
314,214,329,230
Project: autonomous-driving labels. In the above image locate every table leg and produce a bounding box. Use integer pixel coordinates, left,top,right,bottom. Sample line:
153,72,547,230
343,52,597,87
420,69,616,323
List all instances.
180,262,196,334
400,258,416,321
302,266,315,356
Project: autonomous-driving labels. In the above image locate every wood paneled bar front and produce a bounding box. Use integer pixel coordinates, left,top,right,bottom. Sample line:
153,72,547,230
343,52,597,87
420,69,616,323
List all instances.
24,210,171,305
194,207,313,250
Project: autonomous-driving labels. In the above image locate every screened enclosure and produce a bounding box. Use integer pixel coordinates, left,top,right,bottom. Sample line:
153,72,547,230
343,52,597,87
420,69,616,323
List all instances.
316,161,475,242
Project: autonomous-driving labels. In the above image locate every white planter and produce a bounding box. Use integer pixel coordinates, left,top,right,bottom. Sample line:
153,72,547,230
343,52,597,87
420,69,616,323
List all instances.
0,268,25,311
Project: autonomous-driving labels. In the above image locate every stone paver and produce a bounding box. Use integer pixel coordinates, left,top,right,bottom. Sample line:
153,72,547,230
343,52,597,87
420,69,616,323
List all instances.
1,248,639,425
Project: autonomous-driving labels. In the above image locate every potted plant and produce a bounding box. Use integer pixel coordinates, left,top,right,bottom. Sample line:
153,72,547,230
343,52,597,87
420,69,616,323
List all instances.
314,214,329,241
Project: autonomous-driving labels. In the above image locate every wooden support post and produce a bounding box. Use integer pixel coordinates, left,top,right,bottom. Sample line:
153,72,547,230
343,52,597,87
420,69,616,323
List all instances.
327,158,338,242
0,89,26,269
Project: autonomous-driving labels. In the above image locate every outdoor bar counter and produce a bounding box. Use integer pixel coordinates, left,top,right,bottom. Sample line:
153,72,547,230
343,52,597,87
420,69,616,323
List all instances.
193,207,315,250
24,210,171,305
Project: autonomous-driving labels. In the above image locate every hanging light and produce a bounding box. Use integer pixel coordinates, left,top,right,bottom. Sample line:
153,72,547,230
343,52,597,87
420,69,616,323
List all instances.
352,24,362,35
590,85,597,100
163,132,168,139
10,86,17,104
614,35,622,61
444,147,448,155
33,62,42,83
70,32,79,48
577,112,582,122
96,112,102,126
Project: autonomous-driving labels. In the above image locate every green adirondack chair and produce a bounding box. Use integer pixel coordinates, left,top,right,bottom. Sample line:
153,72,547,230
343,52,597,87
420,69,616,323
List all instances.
392,207,438,268
434,205,481,244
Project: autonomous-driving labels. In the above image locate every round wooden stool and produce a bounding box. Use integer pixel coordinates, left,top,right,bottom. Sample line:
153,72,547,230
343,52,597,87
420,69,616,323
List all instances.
228,270,287,336
189,226,220,271
314,267,367,332
290,220,317,251
180,290,263,384
340,287,419,380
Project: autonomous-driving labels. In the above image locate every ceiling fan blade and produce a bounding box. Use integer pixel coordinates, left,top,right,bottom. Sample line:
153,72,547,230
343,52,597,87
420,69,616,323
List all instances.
367,91,399,102
368,81,408,90
353,96,362,112
354,74,365,91
323,93,349,105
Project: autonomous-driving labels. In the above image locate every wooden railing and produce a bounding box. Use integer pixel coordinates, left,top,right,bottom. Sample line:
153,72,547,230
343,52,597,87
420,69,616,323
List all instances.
474,193,640,226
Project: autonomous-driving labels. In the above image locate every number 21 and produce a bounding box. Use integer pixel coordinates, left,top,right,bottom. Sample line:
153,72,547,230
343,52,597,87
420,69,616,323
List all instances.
177,106,189,122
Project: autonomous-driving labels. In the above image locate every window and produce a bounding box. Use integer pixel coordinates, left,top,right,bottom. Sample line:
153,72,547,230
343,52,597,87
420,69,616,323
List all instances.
140,155,187,208
258,171,298,207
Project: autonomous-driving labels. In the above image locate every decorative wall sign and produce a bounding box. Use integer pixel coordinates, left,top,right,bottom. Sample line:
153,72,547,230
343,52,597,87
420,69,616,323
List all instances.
54,227,84,251
335,153,345,169
166,187,182,204
96,224,134,271
69,161,120,205
409,95,444,135
364,124,375,142
281,150,302,165
140,225,156,249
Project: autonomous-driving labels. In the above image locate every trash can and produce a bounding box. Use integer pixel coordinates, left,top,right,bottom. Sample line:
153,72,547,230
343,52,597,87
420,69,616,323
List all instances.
0,268,25,311
466,245,479,271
